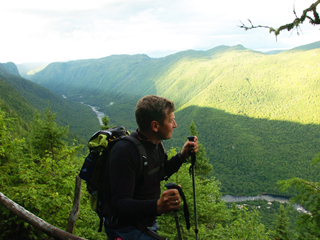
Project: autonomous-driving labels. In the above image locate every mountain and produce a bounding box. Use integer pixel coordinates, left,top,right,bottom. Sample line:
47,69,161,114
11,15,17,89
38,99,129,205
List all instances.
0,68,36,135
0,63,100,144
1,62,21,77
291,40,320,51
26,43,320,195
28,43,320,125
264,40,320,55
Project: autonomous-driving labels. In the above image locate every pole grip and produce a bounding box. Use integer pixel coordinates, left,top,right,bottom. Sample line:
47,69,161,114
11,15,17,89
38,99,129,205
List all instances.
165,183,190,230
187,136,196,165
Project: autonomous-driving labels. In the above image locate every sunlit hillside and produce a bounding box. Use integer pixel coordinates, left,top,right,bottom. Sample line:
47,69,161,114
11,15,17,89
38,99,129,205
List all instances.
157,48,320,125
26,43,320,195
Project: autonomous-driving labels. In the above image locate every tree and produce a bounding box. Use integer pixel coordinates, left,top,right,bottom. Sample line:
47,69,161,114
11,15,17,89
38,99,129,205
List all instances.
189,121,213,176
100,115,111,130
0,108,87,239
240,0,320,37
0,110,24,164
277,153,320,239
31,108,69,160
273,204,290,240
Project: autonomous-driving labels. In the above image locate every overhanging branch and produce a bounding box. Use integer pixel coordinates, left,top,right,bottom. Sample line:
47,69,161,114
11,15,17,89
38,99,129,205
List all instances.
239,0,320,36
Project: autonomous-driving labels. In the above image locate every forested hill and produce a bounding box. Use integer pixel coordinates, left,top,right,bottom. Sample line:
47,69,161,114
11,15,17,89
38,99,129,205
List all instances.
28,43,320,125
26,43,320,195
0,64,100,144
1,62,21,77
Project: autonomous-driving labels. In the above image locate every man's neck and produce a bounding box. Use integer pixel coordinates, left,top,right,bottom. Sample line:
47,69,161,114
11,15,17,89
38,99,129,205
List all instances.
137,129,161,145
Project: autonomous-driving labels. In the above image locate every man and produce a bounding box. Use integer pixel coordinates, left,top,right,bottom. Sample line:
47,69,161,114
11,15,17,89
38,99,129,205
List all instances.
105,95,198,240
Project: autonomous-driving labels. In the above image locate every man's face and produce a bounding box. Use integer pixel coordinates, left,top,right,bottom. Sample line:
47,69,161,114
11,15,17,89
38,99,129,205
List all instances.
157,111,177,140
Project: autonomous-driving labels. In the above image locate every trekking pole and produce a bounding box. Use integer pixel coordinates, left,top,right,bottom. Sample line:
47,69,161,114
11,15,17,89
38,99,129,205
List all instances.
165,183,183,240
187,136,198,240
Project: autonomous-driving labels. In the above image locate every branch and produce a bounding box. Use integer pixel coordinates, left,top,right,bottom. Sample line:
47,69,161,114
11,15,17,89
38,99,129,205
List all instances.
239,19,270,31
66,175,82,233
0,191,87,240
239,0,320,36
278,177,320,193
301,180,320,192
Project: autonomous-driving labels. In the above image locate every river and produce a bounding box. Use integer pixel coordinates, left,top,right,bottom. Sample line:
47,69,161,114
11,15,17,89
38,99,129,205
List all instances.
81,102,105,125
222,194,309,214
222,194,289,203
62,95,106,125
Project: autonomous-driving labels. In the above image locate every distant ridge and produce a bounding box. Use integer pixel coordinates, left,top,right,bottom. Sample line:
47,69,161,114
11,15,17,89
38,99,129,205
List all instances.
291,40,320,51
264,40,320,55
16,41,320,73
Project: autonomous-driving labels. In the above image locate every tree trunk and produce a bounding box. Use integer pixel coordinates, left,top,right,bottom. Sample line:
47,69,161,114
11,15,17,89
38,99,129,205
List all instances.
66,175,82,233
0,191,87,240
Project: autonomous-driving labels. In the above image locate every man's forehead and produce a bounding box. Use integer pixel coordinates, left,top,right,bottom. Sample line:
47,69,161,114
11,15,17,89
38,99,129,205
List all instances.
167,112,175,119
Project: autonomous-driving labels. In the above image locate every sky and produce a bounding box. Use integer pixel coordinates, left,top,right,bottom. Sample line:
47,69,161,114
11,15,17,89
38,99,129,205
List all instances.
0,0,319,64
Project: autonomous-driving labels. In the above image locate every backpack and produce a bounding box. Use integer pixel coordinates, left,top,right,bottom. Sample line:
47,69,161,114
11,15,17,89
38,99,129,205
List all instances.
79,126,148,232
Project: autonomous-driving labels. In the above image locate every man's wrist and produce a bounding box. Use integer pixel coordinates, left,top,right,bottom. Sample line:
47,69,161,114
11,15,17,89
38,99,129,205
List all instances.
177,152,188,163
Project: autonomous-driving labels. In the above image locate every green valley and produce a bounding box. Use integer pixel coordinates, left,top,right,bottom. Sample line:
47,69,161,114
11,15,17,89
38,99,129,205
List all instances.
0,63,100,145
27,43,320,196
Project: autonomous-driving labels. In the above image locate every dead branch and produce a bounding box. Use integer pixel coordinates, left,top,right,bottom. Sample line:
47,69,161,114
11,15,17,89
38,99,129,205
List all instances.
239,0,320,36
66,175,82,233
0,191,87,240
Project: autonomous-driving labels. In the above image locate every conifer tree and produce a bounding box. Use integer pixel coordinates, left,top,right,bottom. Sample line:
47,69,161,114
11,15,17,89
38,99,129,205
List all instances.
273,204,290,240
0,110,24,164
31,108,68,160
101,115,111,130
231,202,240,221
278,154,320,239
1,107,86,239
189,120,212,176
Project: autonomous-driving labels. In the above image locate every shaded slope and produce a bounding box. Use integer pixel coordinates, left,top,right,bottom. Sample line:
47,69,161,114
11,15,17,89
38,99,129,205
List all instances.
0,64,100,141
170,105,320,195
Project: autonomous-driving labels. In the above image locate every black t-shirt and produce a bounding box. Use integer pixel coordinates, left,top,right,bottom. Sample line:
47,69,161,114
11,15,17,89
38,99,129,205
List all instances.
108,131,183,228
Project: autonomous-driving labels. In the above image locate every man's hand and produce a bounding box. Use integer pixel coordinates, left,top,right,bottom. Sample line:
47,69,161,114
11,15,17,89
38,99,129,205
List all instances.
157,189,181,215
181,136,198,159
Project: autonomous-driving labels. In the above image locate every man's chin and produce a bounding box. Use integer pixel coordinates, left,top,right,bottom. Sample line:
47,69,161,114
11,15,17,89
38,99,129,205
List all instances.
166,133,173,139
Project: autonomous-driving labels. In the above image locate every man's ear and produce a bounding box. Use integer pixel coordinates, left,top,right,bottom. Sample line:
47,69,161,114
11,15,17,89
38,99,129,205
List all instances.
150,120,159,132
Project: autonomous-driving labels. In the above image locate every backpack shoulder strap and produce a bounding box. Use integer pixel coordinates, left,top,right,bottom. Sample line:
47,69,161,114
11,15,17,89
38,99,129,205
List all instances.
120,135,148,176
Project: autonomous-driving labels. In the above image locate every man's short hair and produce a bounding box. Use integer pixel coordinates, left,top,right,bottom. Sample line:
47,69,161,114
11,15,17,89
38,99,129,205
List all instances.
135,95,175,132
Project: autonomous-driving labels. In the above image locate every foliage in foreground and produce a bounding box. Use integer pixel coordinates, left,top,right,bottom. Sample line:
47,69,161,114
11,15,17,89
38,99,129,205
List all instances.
157,122,269,239
2,107,319,240
278,153,320,239
0,108,272,239
157,149,269,240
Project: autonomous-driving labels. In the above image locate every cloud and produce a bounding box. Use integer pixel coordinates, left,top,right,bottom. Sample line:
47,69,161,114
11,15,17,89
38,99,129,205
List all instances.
0,0,318,63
